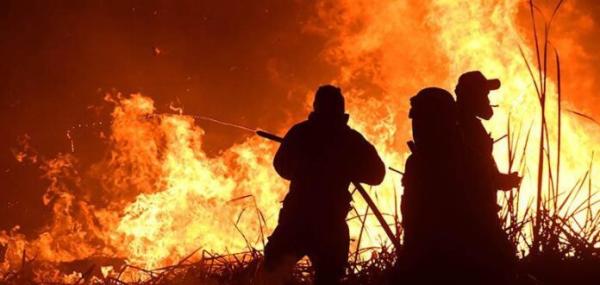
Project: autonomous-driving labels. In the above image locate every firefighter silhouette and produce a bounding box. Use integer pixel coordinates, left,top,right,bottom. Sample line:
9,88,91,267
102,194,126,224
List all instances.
262,85,385,285
400,87,470,283
400,77,522,284
455,70,521,284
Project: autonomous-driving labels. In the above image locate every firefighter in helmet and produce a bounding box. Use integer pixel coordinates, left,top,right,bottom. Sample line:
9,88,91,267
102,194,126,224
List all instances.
262,85,385,285
400,87,469,283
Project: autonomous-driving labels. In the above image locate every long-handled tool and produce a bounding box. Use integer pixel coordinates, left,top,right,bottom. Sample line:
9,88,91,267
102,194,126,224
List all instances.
67,113,402,252
179,114,401,252
256,130,401,252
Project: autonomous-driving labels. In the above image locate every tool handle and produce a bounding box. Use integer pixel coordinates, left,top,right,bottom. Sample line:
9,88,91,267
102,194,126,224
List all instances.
352,181,401,252
256,130,284,143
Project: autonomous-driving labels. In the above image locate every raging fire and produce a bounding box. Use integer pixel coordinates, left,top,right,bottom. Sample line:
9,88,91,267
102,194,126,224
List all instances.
1,0,599,282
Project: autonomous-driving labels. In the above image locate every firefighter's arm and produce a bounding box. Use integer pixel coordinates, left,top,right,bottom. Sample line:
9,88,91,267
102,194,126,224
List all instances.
273,125,301,180
487,135,521,191
490,157,522,191
495,172,522,191
350,132,385,186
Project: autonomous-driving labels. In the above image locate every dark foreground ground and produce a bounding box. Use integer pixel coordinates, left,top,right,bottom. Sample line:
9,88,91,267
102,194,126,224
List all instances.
3,246,599,285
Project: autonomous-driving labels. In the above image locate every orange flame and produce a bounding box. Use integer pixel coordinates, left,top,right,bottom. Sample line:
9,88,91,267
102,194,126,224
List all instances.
1,0,599,282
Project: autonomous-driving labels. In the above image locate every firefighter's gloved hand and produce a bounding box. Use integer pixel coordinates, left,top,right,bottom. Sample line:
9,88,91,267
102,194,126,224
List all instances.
497,172,522,191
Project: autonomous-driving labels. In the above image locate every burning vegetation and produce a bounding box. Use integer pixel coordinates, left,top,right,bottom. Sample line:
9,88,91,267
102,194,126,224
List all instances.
1,0,600,284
